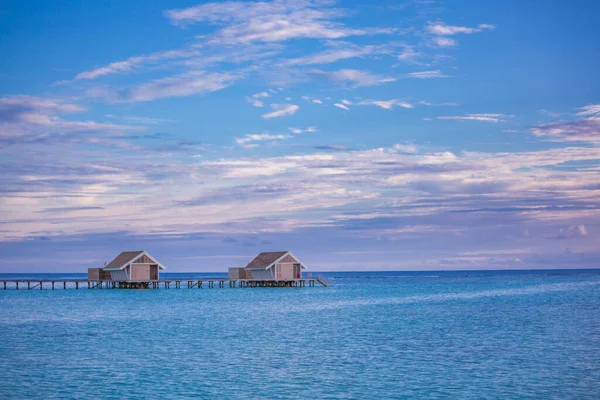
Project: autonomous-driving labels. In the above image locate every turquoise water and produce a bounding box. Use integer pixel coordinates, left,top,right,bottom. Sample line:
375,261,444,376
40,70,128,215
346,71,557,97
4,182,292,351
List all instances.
1,270,599,399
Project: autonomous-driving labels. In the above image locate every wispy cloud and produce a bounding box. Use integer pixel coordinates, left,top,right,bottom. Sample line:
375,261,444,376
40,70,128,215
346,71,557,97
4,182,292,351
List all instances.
285,43,390,66
530,104,600,142
438,113,511,123
105,115,176,125
397,45,421,63
74,49,199,80
403,70,448,79
165,0,393,44
118,71,238,102
426,22,495,36
0,95,139,145
550,224,589,240
246,91,270,107
426,21,495,47
358,99,414,110
288,126,316,134
310,69,396,86
334,103,350,110
236,133,291,147
261,103,300,119
430,37,457,47
576,104,600,117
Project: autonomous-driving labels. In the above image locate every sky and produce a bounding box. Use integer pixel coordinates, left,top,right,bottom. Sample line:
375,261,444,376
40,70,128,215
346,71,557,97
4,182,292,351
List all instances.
0,0,599,272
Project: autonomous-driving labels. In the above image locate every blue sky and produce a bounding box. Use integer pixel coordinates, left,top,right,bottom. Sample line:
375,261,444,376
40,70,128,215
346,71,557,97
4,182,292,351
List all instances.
1,0,599,272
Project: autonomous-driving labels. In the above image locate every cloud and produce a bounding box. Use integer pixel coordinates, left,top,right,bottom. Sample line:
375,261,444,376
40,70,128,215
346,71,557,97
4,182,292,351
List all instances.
551,224,589,240
235,133,291,147
0,95,139,144
165,0,393,44
105,115,176,125
391,143,418,154
334,103,350,110
246,91,270,107
397,45,421,63
530,104,600,142
285,43,389,66
358,99,414,110
3,134,600,262
74,49,199,80
118,71,238,102
310,69,396,86
312,144,351,150
576,104,600,117
288,126,316,134
403,70,448,79
261,103,300,119
437,113,511,123
426,22,495,36
431,37,457,47
426,22,494,47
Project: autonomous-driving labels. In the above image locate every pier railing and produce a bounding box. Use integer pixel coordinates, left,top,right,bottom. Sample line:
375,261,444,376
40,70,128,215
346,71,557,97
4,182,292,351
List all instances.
0,278,329,290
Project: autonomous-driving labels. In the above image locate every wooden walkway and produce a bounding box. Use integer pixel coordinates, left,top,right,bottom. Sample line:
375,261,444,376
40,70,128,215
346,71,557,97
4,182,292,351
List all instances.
0,278,327,290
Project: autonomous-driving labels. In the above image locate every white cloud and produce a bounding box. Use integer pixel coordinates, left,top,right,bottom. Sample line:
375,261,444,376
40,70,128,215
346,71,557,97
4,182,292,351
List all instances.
246,91,270,107
236,133,291,147
358,99,414,110
553,224,589,239
288,126,316,134
426,22,495,36
438,113,511,123
166,0,393,44
391,143,418,154
576,104,600,117
105,115,176,125
426,22,494,48
530,104,600,142
75,49,198,80
403,70,447,79
431,37,457,47
312,99,323,104
311,69,396,86
261,103,300,119
119,71,238,102
334,103,350,110
285,44,388,66
540,109,563,118
397,45,421,63
0,95,139,142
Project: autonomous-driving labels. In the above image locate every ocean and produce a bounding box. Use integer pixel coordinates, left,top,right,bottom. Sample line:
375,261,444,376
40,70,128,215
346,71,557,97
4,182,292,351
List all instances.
0,270,599,399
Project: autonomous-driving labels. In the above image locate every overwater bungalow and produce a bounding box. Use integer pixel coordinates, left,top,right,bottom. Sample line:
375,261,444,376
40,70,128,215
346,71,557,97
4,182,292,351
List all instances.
88,251,165,282
229,251,306,281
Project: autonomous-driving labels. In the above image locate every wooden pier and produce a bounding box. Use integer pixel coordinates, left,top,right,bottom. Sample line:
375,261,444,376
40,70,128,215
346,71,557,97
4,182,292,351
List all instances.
0,278,328,290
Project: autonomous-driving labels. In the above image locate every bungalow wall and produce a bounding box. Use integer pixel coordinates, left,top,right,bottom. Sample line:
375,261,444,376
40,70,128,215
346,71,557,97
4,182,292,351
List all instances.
249,269,274,280
109,267,129,282
88,268,111,281
276,263,296,280
229,268,248,280
130,263,158,281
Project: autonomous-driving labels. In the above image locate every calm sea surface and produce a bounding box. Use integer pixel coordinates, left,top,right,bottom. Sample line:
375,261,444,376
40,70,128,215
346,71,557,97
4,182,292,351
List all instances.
0,270,599,399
